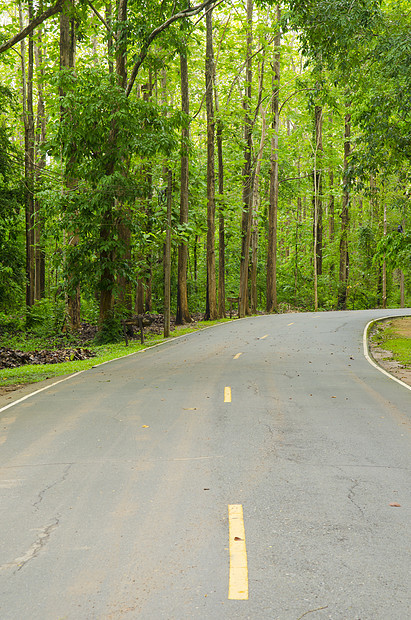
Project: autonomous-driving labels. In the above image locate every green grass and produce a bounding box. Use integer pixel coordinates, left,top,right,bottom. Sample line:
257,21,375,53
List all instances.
0,318,232,388
370,318,411,367
381,338,411,365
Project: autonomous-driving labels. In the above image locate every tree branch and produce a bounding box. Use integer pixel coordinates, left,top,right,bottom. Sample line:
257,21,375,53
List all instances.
0,0,64,55
87,0,116,40
125,0,218,98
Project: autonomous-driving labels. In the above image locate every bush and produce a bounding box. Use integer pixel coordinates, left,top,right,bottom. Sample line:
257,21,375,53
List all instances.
25,299,65,333
94,310,123,344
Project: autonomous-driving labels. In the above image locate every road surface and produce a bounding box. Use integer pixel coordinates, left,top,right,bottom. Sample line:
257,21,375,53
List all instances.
0,309,410,619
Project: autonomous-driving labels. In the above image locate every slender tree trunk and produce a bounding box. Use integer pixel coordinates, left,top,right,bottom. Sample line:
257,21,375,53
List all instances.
266,6,281,313
399,217,405,308
329,170,335,241
239,0,254,318
115,0,132,315
337,106,351,310
21,0,35,309
250,104,267,313
204,10,217,320
382,203,387,309
216,116,226,318
99,0,128,326
214,74,226,318
176,52,192,324
34,30,46,300
313,104,323,310
106,1,113,74
60,0,81,328
164,169,172,337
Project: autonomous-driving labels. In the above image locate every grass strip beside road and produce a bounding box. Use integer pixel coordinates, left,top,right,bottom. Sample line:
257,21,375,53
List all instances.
370,316,411,366
0,319,229,389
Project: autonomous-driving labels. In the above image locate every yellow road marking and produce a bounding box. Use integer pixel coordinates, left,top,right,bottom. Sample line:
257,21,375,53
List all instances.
233,352,243,359
224,387,232,402
259,334,268,340
228,504,248,600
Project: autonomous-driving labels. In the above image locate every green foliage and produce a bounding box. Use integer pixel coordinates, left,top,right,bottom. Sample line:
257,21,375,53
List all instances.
94,311,124,344
25,299,66,333
374,230,411,270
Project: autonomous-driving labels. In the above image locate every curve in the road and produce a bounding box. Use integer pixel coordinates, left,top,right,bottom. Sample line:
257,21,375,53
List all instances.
363,315,411,392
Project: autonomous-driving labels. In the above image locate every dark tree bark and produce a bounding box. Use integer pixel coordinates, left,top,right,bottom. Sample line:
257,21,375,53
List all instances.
176,52,192,324
22,0,36,309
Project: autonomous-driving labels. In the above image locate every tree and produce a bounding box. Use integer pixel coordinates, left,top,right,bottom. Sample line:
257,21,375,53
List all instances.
176,51,192,324
266,6,281,313
204,8,217,319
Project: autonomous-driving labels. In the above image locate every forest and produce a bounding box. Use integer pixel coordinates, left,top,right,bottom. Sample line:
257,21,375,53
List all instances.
0,0,410,342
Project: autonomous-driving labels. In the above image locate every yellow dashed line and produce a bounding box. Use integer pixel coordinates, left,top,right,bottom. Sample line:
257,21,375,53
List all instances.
228,504,248,600
224,387,232,402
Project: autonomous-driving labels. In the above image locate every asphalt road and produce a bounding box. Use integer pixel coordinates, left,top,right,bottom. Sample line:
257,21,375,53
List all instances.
0,309,410,620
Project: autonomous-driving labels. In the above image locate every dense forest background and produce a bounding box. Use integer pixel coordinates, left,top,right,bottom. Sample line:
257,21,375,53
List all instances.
0,0,410,339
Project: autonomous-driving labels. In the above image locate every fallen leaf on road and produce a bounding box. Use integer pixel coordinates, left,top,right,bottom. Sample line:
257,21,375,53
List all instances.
142,425,149,428
389,502,401,507
234,536,243,541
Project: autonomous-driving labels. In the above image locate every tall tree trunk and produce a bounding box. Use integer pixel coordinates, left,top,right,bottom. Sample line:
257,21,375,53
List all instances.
216,116,226,318
382,203,387,309
60,0,81,328
250,103,267,313
329,169,335,241
164,168,172,337
399,216,405,308
21,0,35,309
266,6,281,313
115,0,132,315
204,9,217,320
176,52,192,324
34,29,46,301
214,72,226,319
239,0,254,318
313,104,323,310
99,0,128,325
337,106,351,310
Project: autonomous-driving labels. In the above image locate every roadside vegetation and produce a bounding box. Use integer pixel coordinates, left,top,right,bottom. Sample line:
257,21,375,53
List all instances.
370,317,411,367
0,311,230,389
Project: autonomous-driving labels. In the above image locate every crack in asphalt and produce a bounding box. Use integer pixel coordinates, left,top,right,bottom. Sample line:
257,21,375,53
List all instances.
1,517,60,573
33,464,73,511
347,479,365,517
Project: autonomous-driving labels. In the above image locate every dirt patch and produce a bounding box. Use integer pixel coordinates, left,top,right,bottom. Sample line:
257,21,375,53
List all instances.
368,317,411,387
